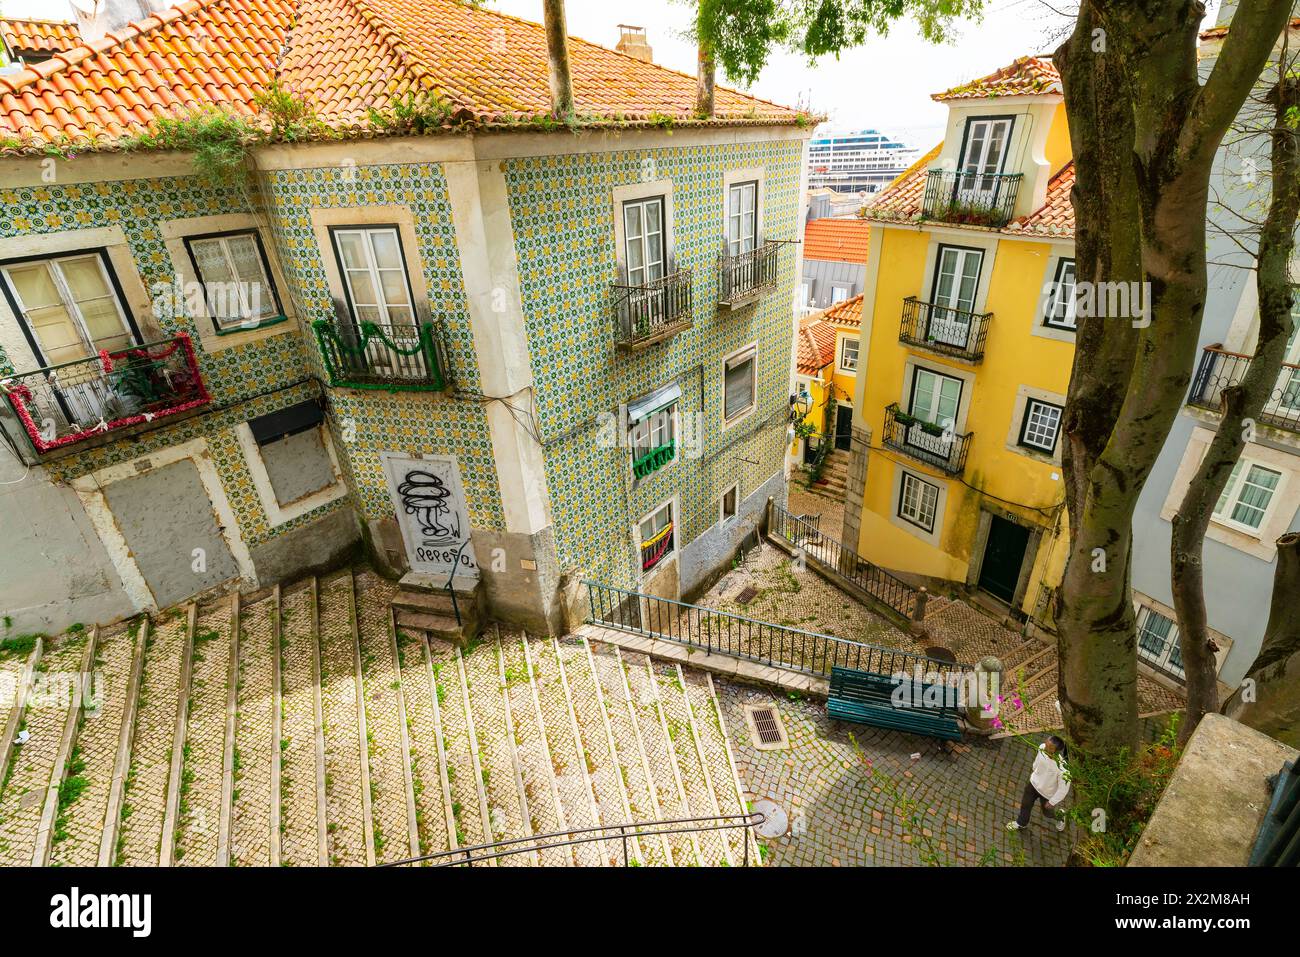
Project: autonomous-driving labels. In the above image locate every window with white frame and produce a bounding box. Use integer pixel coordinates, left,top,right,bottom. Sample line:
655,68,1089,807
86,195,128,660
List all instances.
831,284,851,304
727,181,758,256
1044,258,1077,330
0,251,136,366
330,226,416,329
1136,604,1185,680
723,346,757,422
184,231,281,331
720,482,739,523
630,406,677,479
1213,458,1282,533
898,472,940,533
839,336,860,373
1019,399,1063,454
639,500,675,572
623,196,666,286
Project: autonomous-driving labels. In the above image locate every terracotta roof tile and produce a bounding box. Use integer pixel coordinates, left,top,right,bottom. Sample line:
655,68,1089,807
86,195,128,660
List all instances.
817,294,863,328
0,0,806,151
1,18,82,58
796,315,838,375
1004,162,1075,237
933,56,1061,101
803,218,870,264
1200,17,1300,41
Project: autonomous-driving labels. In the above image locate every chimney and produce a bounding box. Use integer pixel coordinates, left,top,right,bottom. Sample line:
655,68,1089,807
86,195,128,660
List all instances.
615,24,652,63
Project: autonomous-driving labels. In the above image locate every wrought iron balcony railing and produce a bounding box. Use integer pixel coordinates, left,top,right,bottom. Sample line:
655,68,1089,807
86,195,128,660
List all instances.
882,402,972,475
313,320,445,391
899,296,992,361
0,333,209,455
611,269,693,350
718,241,780,309
921,169,1023,228
1188,345,1300,434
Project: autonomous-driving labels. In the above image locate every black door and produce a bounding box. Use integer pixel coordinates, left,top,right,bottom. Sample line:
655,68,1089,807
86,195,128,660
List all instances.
834,404,853,451
978,515,1030,604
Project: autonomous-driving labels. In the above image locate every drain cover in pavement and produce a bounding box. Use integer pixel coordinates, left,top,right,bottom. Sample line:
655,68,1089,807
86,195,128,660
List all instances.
735,586,759,605
751,798,789,838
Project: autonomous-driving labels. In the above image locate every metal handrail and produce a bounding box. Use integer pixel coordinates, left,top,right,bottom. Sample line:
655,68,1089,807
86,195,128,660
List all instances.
585,580,965,681
382,811,765,867
443,537,472,626
1187,344,1300,434
882,402,973,475
769,503,921,621
718,241,781,306
610,268,693,348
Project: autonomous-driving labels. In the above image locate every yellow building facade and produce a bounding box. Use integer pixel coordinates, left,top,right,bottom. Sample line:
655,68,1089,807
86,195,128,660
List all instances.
843,57,1078,621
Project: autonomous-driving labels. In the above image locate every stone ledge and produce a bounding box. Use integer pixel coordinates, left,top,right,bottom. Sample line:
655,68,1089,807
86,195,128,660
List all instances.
1128,713,1297,867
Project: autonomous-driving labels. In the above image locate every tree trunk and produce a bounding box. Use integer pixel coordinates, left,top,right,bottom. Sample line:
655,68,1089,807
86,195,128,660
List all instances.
696,35,716,118
1223,533,1300,747
542,0,574,118
1170,71,1300,745
1050,0,1293,756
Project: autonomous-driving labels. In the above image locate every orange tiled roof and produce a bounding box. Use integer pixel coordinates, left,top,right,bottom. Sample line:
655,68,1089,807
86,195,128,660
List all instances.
1004,162,1075,237
803,218,870,264
1200,17,1300,40
867,137,1074,238
0,0,807,151
864,142,941,222
796,315,838,375
1,18,81,58
933,56,1061,101
818,294,863,328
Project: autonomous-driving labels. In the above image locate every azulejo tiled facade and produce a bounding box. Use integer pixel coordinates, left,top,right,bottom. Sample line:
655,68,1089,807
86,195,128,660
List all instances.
0,126,808,636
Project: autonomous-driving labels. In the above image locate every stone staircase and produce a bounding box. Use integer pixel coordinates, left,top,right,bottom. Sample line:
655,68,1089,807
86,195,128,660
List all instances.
804,448,850,501
0,567,755,867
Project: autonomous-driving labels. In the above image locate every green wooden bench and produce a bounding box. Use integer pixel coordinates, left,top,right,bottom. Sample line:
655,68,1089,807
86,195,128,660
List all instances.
827,666,963,741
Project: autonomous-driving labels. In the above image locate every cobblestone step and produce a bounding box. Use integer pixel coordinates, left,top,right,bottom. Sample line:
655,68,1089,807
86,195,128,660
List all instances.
354,571,418,864
118,607,193,867
393,626,452,860
317,572,372,866
528,635,605,866
428,635,490,854
555,634,637,865
277,579,326,866
174,597,235,866
620,648,700,865
231,589,278,866
681,668,753,866
0,630,89,866
500,631,569,865
650,659,732,866
587,640,670,865
49,620,140,867
461,630,528,860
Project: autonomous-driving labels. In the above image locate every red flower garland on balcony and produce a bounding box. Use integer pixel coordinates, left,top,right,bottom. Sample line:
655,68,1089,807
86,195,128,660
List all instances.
1,333,211,453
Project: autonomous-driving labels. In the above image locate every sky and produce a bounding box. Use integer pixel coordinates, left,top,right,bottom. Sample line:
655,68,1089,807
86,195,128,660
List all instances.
4,0,1226,153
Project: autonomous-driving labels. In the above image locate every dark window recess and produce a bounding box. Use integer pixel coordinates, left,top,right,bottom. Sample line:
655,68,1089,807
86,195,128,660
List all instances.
249,400,324,445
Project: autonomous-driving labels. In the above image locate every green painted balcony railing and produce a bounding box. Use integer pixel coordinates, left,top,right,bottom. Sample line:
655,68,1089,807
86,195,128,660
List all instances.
632,440,675,479
313,319,445,392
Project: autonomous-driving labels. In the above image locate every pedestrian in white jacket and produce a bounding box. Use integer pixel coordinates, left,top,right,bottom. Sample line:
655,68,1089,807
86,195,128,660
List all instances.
1006,736,1070,832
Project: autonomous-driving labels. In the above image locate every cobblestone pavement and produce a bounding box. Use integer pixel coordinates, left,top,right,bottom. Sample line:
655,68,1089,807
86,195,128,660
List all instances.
716,679,1073,866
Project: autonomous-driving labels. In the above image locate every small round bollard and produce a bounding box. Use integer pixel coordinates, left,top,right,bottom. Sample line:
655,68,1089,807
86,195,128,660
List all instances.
967,655,1004,733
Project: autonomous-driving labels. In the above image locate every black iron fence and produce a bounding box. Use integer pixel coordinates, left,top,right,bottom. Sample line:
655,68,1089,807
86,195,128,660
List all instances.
611,269,693,348
769,504,921,621
921,169,1023,228
313,319,444,391
584,580,963,683
718,242,780,307
899,296,992,361
0,334,209,454
882,403,972,475
1188,345,1300,434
